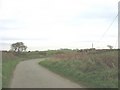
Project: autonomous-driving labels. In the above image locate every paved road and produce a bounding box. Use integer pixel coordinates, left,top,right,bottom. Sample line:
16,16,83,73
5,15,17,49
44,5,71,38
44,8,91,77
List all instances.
10,59,82,88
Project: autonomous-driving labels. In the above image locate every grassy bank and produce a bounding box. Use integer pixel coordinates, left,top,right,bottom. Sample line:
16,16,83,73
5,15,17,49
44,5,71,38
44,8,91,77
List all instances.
2,51,46,88
0,59,2,89
2,60,19,87
39,50,118,88
2,51,23,88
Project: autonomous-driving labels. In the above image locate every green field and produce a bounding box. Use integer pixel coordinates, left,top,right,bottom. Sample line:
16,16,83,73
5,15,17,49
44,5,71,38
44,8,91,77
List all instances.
39,50,118,88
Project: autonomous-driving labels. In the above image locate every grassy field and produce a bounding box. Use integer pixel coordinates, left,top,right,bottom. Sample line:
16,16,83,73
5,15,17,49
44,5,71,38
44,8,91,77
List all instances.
39,50,118,88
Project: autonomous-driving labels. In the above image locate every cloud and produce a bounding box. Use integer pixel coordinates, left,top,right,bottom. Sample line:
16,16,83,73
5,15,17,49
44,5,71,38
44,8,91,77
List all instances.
1,37,48,41
0,19,24,30
0,0,118,50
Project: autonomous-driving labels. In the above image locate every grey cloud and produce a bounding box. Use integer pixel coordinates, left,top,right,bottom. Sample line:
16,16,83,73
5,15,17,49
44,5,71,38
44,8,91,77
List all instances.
75,3,118,20
0,42,11,45
0,19,23,30
69,6,118,26
1,37,48,41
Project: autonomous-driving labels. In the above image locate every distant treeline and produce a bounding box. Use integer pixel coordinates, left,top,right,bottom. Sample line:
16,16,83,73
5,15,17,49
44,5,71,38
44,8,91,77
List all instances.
1,48,119,57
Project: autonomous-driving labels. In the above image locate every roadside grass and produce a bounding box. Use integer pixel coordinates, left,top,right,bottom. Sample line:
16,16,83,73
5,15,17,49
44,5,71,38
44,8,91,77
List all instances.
2,51,22,88
2,59,19,87
2,51,46,88
0,63,2,89
39,50,118,88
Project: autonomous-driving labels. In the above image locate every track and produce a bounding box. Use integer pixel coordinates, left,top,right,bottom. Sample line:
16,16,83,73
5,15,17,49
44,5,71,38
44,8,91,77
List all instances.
10,59,82,88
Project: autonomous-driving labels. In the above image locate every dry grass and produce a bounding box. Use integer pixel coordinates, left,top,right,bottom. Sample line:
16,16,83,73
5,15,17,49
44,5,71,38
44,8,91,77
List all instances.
40,50,118,88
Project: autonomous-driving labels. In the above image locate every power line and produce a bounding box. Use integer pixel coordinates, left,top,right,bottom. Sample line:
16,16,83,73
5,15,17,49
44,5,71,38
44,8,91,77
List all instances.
98,14,118,43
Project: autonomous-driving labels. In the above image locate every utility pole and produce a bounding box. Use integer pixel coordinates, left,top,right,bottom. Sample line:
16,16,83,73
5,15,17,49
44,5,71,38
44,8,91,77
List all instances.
118,1,120,88
92,43,93,49
118,1,120,49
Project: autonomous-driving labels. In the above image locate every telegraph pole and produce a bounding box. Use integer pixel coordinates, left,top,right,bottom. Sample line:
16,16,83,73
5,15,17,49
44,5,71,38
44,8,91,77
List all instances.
118,2,120,88
92,43,93,49
118,1,120,49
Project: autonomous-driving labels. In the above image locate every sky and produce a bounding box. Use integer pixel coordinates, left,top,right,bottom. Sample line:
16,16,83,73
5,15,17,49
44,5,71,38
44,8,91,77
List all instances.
0,0,119,51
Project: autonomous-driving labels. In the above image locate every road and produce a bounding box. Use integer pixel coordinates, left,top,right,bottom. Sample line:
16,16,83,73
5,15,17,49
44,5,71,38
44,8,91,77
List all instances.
10,59,82,88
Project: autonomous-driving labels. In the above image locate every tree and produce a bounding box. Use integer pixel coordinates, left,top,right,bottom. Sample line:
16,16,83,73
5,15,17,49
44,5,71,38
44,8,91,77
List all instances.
11,42,27,53
107,45,113,49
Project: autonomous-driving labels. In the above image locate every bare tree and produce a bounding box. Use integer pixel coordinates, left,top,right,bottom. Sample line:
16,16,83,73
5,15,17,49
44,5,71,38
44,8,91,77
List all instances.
107,45,113,49
11,42,27,53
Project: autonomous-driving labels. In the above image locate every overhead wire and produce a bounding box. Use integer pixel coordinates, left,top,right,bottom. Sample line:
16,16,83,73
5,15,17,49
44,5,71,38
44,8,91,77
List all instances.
98,14,118,43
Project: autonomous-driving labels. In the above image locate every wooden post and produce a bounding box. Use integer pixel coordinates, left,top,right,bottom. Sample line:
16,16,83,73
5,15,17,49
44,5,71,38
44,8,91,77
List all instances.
118,2,120,88
92,43,93,49
118,1,120,49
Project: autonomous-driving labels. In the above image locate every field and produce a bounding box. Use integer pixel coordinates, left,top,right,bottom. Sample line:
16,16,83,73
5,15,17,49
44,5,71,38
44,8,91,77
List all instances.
39,49,118,88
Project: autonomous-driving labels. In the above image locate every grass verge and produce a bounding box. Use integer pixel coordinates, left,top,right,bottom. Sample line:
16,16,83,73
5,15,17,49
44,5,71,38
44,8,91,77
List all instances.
2,60,20,88
2,51,45,88
39,51,118,88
